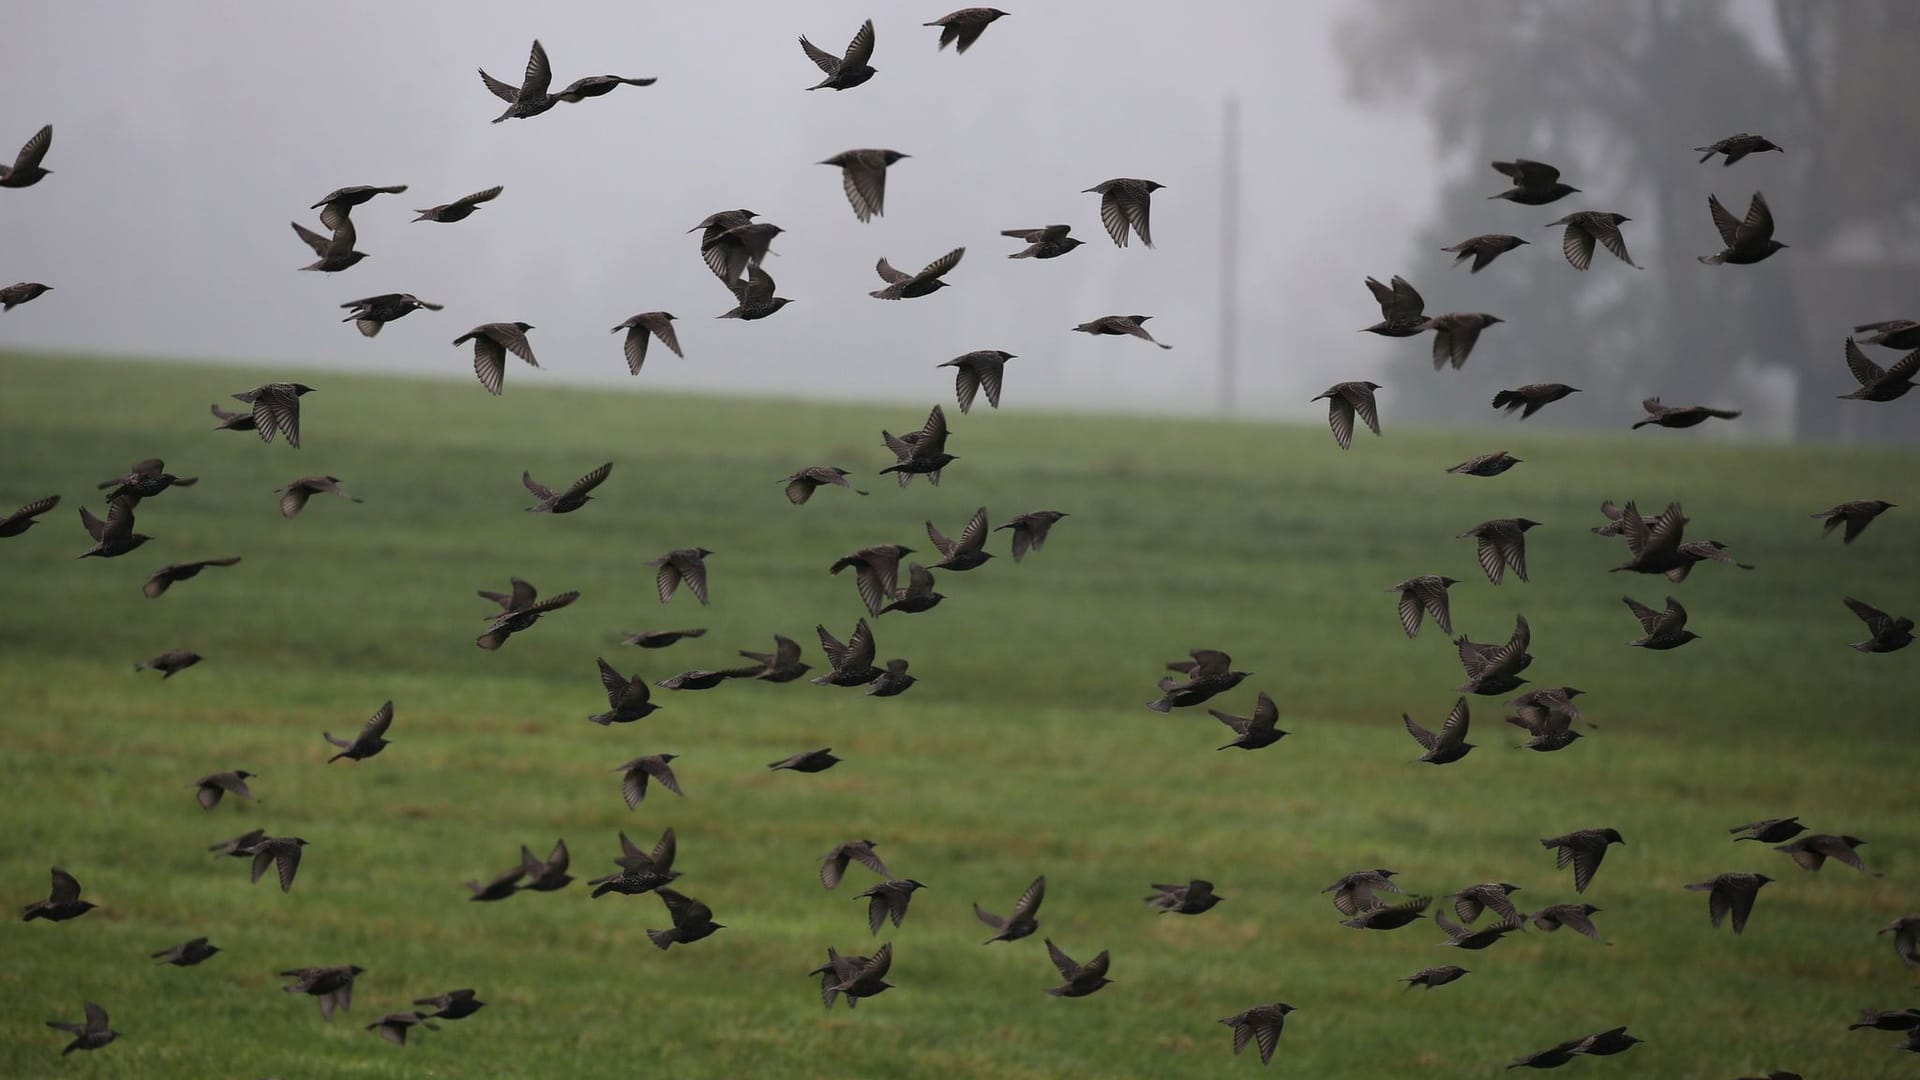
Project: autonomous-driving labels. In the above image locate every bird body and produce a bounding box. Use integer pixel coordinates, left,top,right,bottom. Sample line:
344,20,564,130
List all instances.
1459,518,1539,584
1447,451,1520,477
1699,191,1786,264
1341,894,1430,929
648,888,724,948
193,769,256,809
1454,612,1533,695
280,964,365,1020
801,20,877,90
1633,398,1742,429
523,462,611,514
1492,383,1579,419
0,124,53,187
1442,233,1528,272
1487,158,1577,204
1073,313,1171,348
925,8,1008,52
589,657,658,725
859,879,927,933
613,754,682,808
1,281,51,310
820,840,890,890
1696,132,1782,165
413,186,502,223
927,506,992,571
833,545,915,615
134,649,203,678
1145,878,1223,915
871,247,964,299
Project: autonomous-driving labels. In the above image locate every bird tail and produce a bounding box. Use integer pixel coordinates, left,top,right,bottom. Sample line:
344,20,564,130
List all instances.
132,663,146,672
1696,253,1726,266
1695,149,1715,162
587,712,615,726
646,929,675,950
1144,698,1173,714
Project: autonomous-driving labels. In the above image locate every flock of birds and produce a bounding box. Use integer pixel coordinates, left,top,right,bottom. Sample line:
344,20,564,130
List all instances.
4,8,1919,1075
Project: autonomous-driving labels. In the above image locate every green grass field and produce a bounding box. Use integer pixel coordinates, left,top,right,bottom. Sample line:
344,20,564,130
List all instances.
1,352,1916,1078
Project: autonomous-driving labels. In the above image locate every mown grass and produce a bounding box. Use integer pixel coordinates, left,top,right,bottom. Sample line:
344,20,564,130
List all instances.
0,352,1916,1079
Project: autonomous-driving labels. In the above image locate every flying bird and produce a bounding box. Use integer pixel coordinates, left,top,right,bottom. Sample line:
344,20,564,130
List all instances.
366,1012,438,1047
832,544,915,615
871,247,965,299
1633,398,1742,429
830,942,895,1001
133,649,202,678
1402,966,1469,991
717,264,792,321
649,548,712,604
1323,869,1400,917
1448,882,1522,924
814,619,885,688
1854,319,1920,350
1073,314,1171,348
811,948,871,1010
341,293,443,337
1391,576,1458,638
277,475,361,518
0,124,53,187
1547,211,1640,269
249,836,309,893
1219,1002,1295,1065
1487,158,1577,204
1404,698,1474,764
1774,833,1873,874
1454,613,1532,695
783,466,866,505
523,461,611,514
1541,828,1625,893
481,40,557,121
995,510,1067,562
1838,337,1919,401
0,495,59,538
477,586,578,650
769,748,841,773
1700,191,1786,264
1491,383,1580,419
589,657,659,725
1528,903,1604,941
1442,233,1528,272
611,312,682,375
77,497,153,559
1458,518,1540,584
1043,939,1112,997
464,864,525,902
1685,872,1771,933
232,383,315,447
1811,499,1894,544
1147,648,1251,713
21,867,96,922
1145,879,1224,915
412,185,502,223
1695,132,1782,165
209,402,258,434
519,839,573,892
454,322,539,395
820,149,908,222
880,404,957,485
1881,915,1920,972
1,281,50,310
1312,381,1382,450
726,634,811,682
310,184,406,229
1729,817,1805,844
820,840,891,890
1210,692,1289,751
280,964,364,1020
613,754,682,808
192,770,256,810
1844,596,1913,653
324,701,394,763
554,73,657,102
95,458,196,502
927,507,992,571
1422,313,1503,370
858,879,928,934
1434,909,1523,950
1623,595,1698,649
291,218,368,272
619,628,705,649
704,221,783,290
45,1002,116,1055
940,350,1015,413
1447,451,1521,477
1084,178,1163,248
1360,275,1426,336
1002,225,1082,259
151,937,221,966
1341,895,1431,930
800,19,877,90
975,875,1046,944
924,8,1009,53
1507,1039,1586,1071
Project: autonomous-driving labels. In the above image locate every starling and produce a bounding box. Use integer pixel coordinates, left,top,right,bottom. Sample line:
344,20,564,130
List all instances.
232,382,315,447
1604,501,1688,575
366,1012,438,1047
523,461,611,514
96,458,196,502
277,475,361,519
1492,383,1580,419
811,948,871,1010
1405,698,1474,764
831,942,895,1000
1448,883,1522,924
0,495,58,538
1447,451,1520,477
1219,1002,1295,1065
1434,909,1524,950
866,658,917,697
208,829,266,858
613,754,682,808
134,649,203,678
1673,538,1754,581
1312,381,1382,450
76,497,154,558
1696,132,1782,165
477,577,537,611
455,322,539,395
1507,706,1583,753
1442,233,1529,272
817,618,890,684
1700,191,1786,265
1507,1039,1586,1070
0,124,53,188
976,876,1045,943
925,8,1009,53
45,1002,116,1055
1774,834,1873,874
1838,337,1920,401
691,209,757,266
620,628,705,649
280,965,364,1020
412,185,502,223
783,466,866,505
1073,313,1172,348
292,218,368,272
589,657,658,725
1391,575,1458,638
193,770,256,810
152,937,221,966
611,312,682,375
820,148,908,223
1323,869,1400,916
1623,595,1698,650
209,402,257,434
1422,313,1504,371
519,839,573,892
341,293,443,337
481,40,556,121
1454,613,1532,695
769,748,841,773
1854,319,1920,350
591,828,681,897
249,836,309,892
1,281,51,310
859,879,927,934
1146,879,1224,915
649,547,712,604
1085,178,1164,248
871,247,965,300
1459,518,1539,585
1634,398,1743,429
1210,691,1290,751
1541,828,1625,893
1813,499,1894,544
820,840,890,890
1487,158,1578,204
647,887,724,948
310,184,407,229
477,588,578,650
1360,274,1427,336
1844,596,1914,653
1043,939,1112,997
927,507,993,571
1341,895,1431,930
1880,915,1920,971
1528,903,1604,941
1002,225,1082,260
704,221,784,289
615,827,680,875
464,864,525,902
877,565,944,615
717,263,791,321
726,634,811,682
1402,965,1468,991
879,404,957,486
1547,211,1640,270
1849,1008,1920,1031
1509,687,1585,732
21,867,96,922
832,545,915,614
801,19,877,90
324,701,394,763
1147,648,1252,713
1730,817,1805,844
1685,872,1771,933
941,350,1015,413
996,511,1068,562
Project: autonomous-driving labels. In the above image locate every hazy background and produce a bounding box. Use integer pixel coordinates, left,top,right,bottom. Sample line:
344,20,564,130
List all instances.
2,0,1916,440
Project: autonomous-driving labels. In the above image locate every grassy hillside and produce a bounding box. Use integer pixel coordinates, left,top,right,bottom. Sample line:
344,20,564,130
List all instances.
1,352,1916,1079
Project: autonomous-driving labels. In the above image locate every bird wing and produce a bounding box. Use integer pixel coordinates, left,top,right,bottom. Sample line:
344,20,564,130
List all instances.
841,159,888,222
472,337,507,395
1473,534,1506,585
955,506,990,553
1248,692,1279,733
1843,338,1887,387
1210,708,1252,736
1436,697,1470,750
101,496,136,541
49,867,82,904
1402,713,1438,752
291,221,332,257
1706,194,1740,247
1045,939,1080,979
12,124,52,172
1724,881,1754,932
816,624,850,668
1012,876,1046,919
798,33,842,73
916,403,950,455
844,618,877,669
1096,190,1133,247
77,505,108,541
363,700,394,739
495,326,537,366
564,462,613,499
951,364,980,414
454,185,503,209
1736,191,1775,245
976,361,1003,409
973,903,1007,930
738,263,776,304
479,68,519,103
1570,844,1605,893
647,316,683,358
847,843,890,877
1324,396,1355,450
1622,595,1663,635
1559,220,1596,271
1844,596,1893,634
1509,158,1560,185
651,828,677,871
597,658,630,701
1389,275,1425,320
646,758,683,797
843,19,876,67
1349,385,1381,436
522,471,557,501
519,40,553,98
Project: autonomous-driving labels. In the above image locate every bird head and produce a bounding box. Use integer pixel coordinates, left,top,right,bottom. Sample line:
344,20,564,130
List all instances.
292,384,317,395
1363,381,1383,390
348,965,367,976
1754,875,1774,885
1439,577,1461,587
513,322,535,331
1580,904,1601,914
1277,1003,1298,1014
1059,238,1085,252
882,151,910,165
1144,181,1166,192
657,753,679,763
1610,214,1631,224
696,548,714,557
995,351,1017,361
1601,829,1625,845
236,770,256,779
1483,315,1505,324
1516,518,1543,531
1873,501,1897,510
905,879,928,890
1514,238,1532,246
767,298,794,313
292,838,311,847
1499,883,1523,893
659,313,677,322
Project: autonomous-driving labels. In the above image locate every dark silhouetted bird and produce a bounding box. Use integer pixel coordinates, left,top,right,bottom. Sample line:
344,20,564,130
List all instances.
976,876,1045,943
1542,828,1625,893
1148,649,1251,713
1073,313,1171,348
649,547,712,605
208,829,265,858
233,382,314,447
1313,381,1382,450
928,507,992,571
481,40,556,121
589,658,658,725
1686,872,1771,933
152,937,220,966
77,497,153,558
21,867,96,922
613,755,682,808
1775,834,1873,874
591,828,681,897
1405,698,1474,764
1675,539,1755,581
925,7,1009,52
1449,883,1522,924
455,322,538,395
1812,499,1894,544
1454,613,1532,695
832,942,895,1001
1460,518,1539,585
1488,158,1577,204
1855,319,1920,349
1507,706,1583,753
726,634,811,682
1492,383,1580,419
280,964,364,1020
941,350,1015,412
193,770,256,810
611,312,682,375
717,264,791,321
1730,817,1805,844
1547,211,1639,270
880,404,957,485
0,124,53,187
1849,1008,1920,1032
1324,869,1399,916
477,588,578,650
414,989,484,1022
1341,895,1431,930
366,1012,438,1047
811,948,871,1010
210,402,258,434
866,658,916,697
412,186,502,223
292,218,368,272
691,208,758,275
249,836,308,892
1838,337,1920,401
648,888,724,948
871,247,964,299
833,545,915,614
1044,939,1112,997
1844,596,1914,653
0,495,58,537
1624,595,1698,649
820,149,907,222
1605,501,1688,576
859,879,927,934
820,840,890,890
1634,398,1742,429
1423,313,1503,370
1361,274,1426,336
1002,225,1082,260
341,293,443,337
523,462,611,514
769,748,841,773
277,475,361,518
1435,910,1523,950
1448,451,1521,477
134,649,202,678
783,466,866,505
619,628,704,649
464,864,524,902
1509,687,1585,733
477,577,537,611
1696,132,1782,165
1391,575,1457,638
1700,191,1786,264
1529,903,1604,941
801,19,877,90
310,184,406,229
996,511,1067,563
1880,916,1920,971
1146,879,1224,915
1211,691,1289,752
97,458,196,502
45,1002,116,1055
1507,1038,1585,1070
0,281,50,310
1219,1002,1294,1065
1085,178,1163,248
1403,965,1468,991
1443,233,1528,272
324,701,393,763
704,221,783,289
518,839,572,892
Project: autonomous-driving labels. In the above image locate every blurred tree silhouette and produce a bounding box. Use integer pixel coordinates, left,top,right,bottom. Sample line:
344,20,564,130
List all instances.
1336,0,1920,442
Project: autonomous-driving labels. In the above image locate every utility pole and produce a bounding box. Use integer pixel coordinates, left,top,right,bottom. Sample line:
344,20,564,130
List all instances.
1217,96,1241,417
